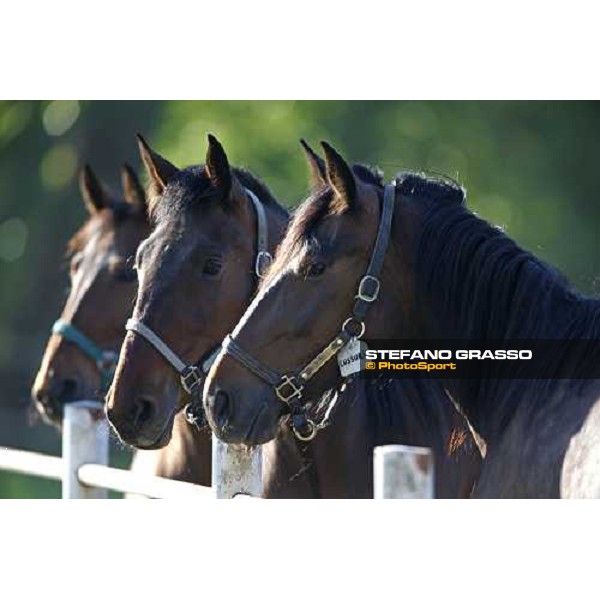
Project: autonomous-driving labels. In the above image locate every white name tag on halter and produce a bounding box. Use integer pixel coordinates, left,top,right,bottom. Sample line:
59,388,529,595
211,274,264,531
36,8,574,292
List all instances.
338,339,367,377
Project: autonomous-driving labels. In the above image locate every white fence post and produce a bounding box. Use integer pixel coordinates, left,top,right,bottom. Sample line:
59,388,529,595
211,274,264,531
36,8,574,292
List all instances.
212,435,263,498
62,401,109,499
373,444,434,499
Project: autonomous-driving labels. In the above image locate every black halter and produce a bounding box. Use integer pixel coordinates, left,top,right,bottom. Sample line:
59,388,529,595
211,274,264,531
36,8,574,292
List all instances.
221,183,396,441
125,188,273,429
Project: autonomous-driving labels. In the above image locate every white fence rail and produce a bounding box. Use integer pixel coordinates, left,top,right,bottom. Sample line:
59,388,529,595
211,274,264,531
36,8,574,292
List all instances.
0,401,433,499
0,447,62,481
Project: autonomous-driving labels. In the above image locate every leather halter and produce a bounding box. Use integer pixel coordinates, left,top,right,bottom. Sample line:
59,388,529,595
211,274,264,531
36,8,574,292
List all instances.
125,188,273,428
221,183,396,441
51,320,118,394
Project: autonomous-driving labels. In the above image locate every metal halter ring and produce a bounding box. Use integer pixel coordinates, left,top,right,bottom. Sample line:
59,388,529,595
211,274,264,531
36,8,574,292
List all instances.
342,317,366,339
293,418,318,442
184,402,208,429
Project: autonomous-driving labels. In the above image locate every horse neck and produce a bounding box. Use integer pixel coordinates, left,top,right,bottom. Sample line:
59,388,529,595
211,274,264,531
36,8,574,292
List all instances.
305,379,482,498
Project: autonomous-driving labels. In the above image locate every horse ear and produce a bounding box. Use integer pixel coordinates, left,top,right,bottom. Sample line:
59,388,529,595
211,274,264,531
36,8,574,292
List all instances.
205,134,232,195
120,163,146,211
136,133,179,195
79,164,109,214
321,141,357,212
300,139,326,186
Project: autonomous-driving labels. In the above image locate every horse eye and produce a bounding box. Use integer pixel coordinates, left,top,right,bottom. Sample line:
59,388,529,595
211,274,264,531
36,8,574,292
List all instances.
202,257,223,276
307,262,326,277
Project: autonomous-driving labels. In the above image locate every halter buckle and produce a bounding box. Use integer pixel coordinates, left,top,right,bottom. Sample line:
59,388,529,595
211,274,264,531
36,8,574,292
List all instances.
181,365,202,394
255,251,273,278
356,275,380,302
275,374,304,404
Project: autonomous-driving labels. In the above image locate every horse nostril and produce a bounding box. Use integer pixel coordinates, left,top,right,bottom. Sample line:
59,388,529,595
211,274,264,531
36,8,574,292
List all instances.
213,390,231,429
133,396,156,427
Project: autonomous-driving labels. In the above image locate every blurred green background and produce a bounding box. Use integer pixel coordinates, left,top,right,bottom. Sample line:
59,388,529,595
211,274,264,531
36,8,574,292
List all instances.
0,101,599,497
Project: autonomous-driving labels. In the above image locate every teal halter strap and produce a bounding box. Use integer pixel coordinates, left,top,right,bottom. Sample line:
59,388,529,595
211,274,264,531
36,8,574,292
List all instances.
51,319,118,393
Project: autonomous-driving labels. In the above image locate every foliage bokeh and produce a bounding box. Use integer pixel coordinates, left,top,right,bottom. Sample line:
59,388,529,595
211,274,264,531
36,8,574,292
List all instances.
0,101,598,497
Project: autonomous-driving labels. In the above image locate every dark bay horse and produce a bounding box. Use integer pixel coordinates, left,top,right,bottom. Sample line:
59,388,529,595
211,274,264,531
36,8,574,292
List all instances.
205,140,600,498
106,136,481,498
31,164,211,484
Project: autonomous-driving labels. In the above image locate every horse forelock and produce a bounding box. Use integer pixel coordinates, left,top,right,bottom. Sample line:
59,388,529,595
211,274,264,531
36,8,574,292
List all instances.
261,187,330,286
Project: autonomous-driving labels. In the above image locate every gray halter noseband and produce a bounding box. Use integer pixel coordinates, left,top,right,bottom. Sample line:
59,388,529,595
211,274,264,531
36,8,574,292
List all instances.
125,188,272,426
221,183,396,441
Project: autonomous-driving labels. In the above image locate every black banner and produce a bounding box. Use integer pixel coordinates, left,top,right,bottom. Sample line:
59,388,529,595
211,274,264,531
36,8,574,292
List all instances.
359,339,600,379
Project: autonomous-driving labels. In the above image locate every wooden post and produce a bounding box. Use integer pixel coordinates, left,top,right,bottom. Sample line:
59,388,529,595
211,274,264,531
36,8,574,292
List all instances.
62,401,109,499
373,444,434,499
212,435,263,498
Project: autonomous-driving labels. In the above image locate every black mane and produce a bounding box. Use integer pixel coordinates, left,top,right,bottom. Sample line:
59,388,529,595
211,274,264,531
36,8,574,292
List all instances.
396,171,466,204
414,194,600,435
415,200,599,341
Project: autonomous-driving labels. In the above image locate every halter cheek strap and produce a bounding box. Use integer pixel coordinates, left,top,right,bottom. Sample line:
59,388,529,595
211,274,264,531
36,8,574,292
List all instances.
352,181,395,318
51,319,118,394
247,188,273,278
125,319,219,394
124,188,273,428
221,182,397,441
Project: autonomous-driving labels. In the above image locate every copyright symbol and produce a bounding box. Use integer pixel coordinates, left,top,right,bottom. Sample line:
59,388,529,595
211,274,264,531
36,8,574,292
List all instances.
366,362,376,370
